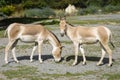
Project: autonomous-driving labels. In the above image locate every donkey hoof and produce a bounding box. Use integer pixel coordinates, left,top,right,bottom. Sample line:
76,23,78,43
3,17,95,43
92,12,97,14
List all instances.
30,60,33,63
108,63,113,67
5,61,9,64
82,62,86,65
39,60,43,63
97,63,101,66
97,62,103,66
72,64,76,66
16,61,20,63
72,62,77,66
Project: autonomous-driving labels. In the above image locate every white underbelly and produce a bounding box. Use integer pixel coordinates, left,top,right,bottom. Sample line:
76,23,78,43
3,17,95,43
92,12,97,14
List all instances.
80,37,98,44
19,35,37,43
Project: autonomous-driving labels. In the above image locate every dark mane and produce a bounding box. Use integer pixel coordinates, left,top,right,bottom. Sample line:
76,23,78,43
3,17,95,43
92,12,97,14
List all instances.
66,22,75,27
49,31,61,44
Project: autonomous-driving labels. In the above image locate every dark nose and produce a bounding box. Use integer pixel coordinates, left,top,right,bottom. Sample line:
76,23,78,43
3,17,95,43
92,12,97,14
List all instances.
55,58,62,63
60,33,64,37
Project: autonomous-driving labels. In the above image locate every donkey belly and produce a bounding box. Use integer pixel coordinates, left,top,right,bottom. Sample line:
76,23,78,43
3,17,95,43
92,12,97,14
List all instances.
80,37,99,44
19,35,37,43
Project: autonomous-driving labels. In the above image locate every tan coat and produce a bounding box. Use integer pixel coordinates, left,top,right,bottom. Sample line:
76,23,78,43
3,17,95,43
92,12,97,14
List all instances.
59,17,114,66
5,23,62,64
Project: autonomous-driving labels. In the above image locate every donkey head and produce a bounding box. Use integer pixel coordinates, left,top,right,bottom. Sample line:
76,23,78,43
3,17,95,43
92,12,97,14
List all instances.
52,46,63,62
59,16,67,37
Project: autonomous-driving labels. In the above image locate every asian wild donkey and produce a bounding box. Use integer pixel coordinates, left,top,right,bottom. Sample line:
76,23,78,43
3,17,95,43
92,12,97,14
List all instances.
59,17,115,66
5,23,62,64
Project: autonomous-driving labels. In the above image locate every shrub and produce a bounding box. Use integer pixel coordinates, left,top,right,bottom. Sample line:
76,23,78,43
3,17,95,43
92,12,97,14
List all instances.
54,9,65,17
78,9,87,15
103,5,120,13
23,0,47,9
78,6,101,15
1,5,15,16
24,7,55,18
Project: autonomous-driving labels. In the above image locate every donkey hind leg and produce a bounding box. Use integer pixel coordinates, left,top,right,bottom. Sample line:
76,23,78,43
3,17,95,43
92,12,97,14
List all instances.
97,49,106,66
100,42,112,66
72,42,79,66
5,40,16,64
38,40,43,63
30,42,38,62
79,45,86,65
11,40,19,63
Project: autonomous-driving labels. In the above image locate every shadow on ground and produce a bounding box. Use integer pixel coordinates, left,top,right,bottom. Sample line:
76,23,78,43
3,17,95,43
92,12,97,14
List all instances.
16,55,53,61
9,54,115,66
66,55,115,65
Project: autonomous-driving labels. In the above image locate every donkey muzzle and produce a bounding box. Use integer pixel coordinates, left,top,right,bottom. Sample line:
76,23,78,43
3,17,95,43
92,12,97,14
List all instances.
54,58,61,63
60,33,64,37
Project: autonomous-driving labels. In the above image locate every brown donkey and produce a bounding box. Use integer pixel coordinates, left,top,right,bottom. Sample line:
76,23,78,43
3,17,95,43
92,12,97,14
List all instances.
5,23,62,64
59,17,115,66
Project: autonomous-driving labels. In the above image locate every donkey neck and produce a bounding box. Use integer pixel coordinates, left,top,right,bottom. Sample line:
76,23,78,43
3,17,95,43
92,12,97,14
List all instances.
66,23,76,37
48,31,61,48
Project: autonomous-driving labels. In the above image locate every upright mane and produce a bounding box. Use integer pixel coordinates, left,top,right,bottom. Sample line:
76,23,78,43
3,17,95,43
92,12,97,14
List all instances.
49,31,61,46
66,22,75,27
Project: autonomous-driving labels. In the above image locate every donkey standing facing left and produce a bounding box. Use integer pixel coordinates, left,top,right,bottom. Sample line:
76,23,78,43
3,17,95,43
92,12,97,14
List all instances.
5,23,62,64
59,17,115,66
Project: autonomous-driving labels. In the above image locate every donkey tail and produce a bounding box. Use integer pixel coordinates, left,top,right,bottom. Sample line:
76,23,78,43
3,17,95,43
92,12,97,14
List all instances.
109,33,115,48
4,28,8,37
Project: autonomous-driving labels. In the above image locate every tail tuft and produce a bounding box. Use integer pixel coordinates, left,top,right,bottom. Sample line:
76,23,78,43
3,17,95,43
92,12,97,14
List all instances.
4,28,8,37
109,33,115,48
110,41,115,48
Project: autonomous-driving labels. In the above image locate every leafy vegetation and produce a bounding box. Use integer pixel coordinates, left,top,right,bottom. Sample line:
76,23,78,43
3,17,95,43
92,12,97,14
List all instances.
1,5,15,16
24,7,55,18
0,30,5,38
103,5,120,13
0,0,119,16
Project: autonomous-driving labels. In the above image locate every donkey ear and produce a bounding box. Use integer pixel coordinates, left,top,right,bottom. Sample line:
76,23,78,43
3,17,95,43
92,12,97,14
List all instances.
63,15,66,20
59,16,62,20
60,46,65,49
60,16,66,20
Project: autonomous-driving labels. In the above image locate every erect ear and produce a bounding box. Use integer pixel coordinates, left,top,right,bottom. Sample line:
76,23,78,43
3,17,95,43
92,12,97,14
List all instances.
63,15,66,20
60,16,66,20
60,46,65,49
59,16,62,20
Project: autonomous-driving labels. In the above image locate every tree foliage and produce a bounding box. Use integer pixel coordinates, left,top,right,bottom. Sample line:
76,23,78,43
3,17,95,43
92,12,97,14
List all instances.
0,0,119,9
0,0,119,16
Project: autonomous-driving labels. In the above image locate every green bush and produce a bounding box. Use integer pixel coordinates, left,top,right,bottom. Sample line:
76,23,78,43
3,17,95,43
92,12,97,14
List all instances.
78,6,100,15
1,5,15,16
23,0,47,9
24,7,55,18
86,6,100,14
78,9,87,15
0,0,6,7
103,5,120,13
55,9,65,17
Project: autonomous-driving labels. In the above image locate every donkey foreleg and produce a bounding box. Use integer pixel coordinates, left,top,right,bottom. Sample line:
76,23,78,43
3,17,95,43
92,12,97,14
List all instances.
72,42,79,66
30,43,38,62
80,45,86,65
38,40,43,63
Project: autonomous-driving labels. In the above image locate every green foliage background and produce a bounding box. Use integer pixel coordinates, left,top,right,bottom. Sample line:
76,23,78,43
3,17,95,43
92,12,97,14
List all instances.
0,0,119,9
0,0,120,16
